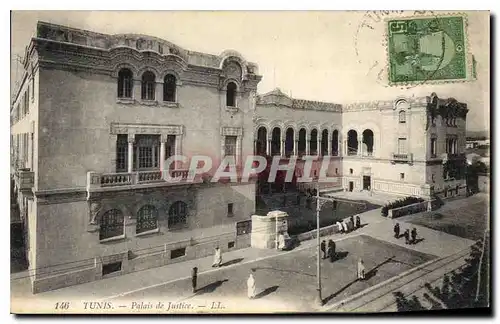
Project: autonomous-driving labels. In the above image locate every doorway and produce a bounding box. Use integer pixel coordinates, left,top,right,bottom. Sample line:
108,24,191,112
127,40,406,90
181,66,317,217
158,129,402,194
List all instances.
349,181,354,192
363,176,371,190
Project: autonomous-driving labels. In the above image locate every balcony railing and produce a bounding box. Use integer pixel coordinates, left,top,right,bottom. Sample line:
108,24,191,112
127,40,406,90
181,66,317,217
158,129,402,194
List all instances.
87,169,195,190
391,153,414,163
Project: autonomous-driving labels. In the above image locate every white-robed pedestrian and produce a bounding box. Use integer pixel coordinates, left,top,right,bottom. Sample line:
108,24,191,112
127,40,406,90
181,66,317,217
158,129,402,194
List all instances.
336,221,343,233
278,233,286,250
357,258,366,280
342,221,349,233
247,270,257,299
212,246,222,267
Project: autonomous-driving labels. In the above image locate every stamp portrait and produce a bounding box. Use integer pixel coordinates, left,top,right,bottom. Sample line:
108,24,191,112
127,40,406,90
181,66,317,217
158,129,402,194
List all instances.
387,15,468,85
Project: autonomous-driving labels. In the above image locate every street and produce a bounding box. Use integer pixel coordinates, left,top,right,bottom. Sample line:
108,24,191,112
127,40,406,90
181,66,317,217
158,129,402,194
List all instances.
108,235,436,312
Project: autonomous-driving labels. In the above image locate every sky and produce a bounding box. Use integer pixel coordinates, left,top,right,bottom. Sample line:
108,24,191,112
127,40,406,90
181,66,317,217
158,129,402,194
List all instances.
10,10,490,132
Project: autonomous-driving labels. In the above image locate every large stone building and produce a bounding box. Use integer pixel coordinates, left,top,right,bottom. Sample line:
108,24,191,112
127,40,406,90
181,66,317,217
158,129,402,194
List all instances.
11,21,261,293
254,89,469,198
11,21,469,293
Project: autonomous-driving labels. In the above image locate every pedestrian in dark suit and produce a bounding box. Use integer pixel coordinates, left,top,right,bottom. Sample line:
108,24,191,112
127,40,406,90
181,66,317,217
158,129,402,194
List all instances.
404,229,410,244
411,228,417,244
191,267,198,293
320,240,327,259
328,239,336,262
350,216,355,229
394,223,400,238
355,215,361,228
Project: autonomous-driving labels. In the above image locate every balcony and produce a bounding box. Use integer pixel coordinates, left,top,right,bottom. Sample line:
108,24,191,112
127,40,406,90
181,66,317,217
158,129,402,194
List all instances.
15,169,34,194
391,153,414,164
86,169,196,192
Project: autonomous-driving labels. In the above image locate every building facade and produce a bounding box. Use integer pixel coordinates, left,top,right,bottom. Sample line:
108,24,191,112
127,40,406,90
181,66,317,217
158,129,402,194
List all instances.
11,21,469,293
11,22,261,293
255,90,469,199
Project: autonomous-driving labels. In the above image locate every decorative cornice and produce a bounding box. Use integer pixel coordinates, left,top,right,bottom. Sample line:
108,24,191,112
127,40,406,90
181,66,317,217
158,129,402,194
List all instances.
110,123,184,135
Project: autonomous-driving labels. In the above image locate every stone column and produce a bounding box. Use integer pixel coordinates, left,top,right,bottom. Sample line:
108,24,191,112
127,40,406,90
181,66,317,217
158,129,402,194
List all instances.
266,137,271,156
236,136,242,166
254,139,258,155
160,136,166,174
127,134,135,173
317,137,320,156
306,133,310,155
281,140,285,157
175,135,182,169
155,80,162,102
133,79,141,101
294,138,298,156
358,136,363,156
221,135,226,160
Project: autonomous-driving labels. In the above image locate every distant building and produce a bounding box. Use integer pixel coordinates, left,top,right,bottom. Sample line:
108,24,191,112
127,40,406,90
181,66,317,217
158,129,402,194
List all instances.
255,90,469,199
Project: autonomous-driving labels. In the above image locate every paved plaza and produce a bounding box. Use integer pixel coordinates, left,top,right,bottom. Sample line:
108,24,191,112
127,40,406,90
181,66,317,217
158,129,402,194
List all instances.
11,195,481,313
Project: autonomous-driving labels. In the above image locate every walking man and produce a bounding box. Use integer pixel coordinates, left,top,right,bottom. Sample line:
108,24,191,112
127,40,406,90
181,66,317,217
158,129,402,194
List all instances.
212,246,222,267
320,240,327,259
328,239,336,262
247,270,257,299
404,229,410,245
191,267,198,293
411,227,418,244
394,223,400,238
356,215,361,228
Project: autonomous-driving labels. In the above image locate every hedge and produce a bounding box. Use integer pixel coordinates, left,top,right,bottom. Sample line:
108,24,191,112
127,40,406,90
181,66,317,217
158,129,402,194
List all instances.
381,196,425,217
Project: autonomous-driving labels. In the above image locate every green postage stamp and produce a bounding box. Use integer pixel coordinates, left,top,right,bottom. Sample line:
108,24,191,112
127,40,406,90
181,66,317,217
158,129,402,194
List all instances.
387,15,469,85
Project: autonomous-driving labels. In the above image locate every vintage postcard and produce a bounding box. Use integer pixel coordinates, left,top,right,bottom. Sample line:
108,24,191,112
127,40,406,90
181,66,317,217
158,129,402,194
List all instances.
10,10,490,314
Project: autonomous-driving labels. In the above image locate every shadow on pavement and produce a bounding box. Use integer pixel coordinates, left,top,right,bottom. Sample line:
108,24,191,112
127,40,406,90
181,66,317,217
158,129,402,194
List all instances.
253,266,315,278
255,285,279,299
221,258,244,267
323,278,359,304
413,238,425,245
328,251,349,263
195,279,229,295
323,256,394,304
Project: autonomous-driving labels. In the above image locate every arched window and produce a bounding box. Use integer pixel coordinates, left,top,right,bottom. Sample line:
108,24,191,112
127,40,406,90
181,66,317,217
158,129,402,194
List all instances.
141,71,156,100
399,110,406,123
169,201,188,227
321,130,329,156
256,127,267,155
226,82,237,107
298,128,307,156
117,68,133,98
362,129,374,155
310,129,318,155
163,74,176,102
331,130,339,156
347,130,358,155
136,205,158,234
99,209,124,240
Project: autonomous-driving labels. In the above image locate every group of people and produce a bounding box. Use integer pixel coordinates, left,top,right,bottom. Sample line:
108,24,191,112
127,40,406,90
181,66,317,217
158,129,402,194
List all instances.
393,223,419,245
336,215,361,234
320,239,337,262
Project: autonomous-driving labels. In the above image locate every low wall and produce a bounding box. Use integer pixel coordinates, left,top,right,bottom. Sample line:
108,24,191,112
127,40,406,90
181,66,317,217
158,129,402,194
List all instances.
388,200,432,219
294,221,350,242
